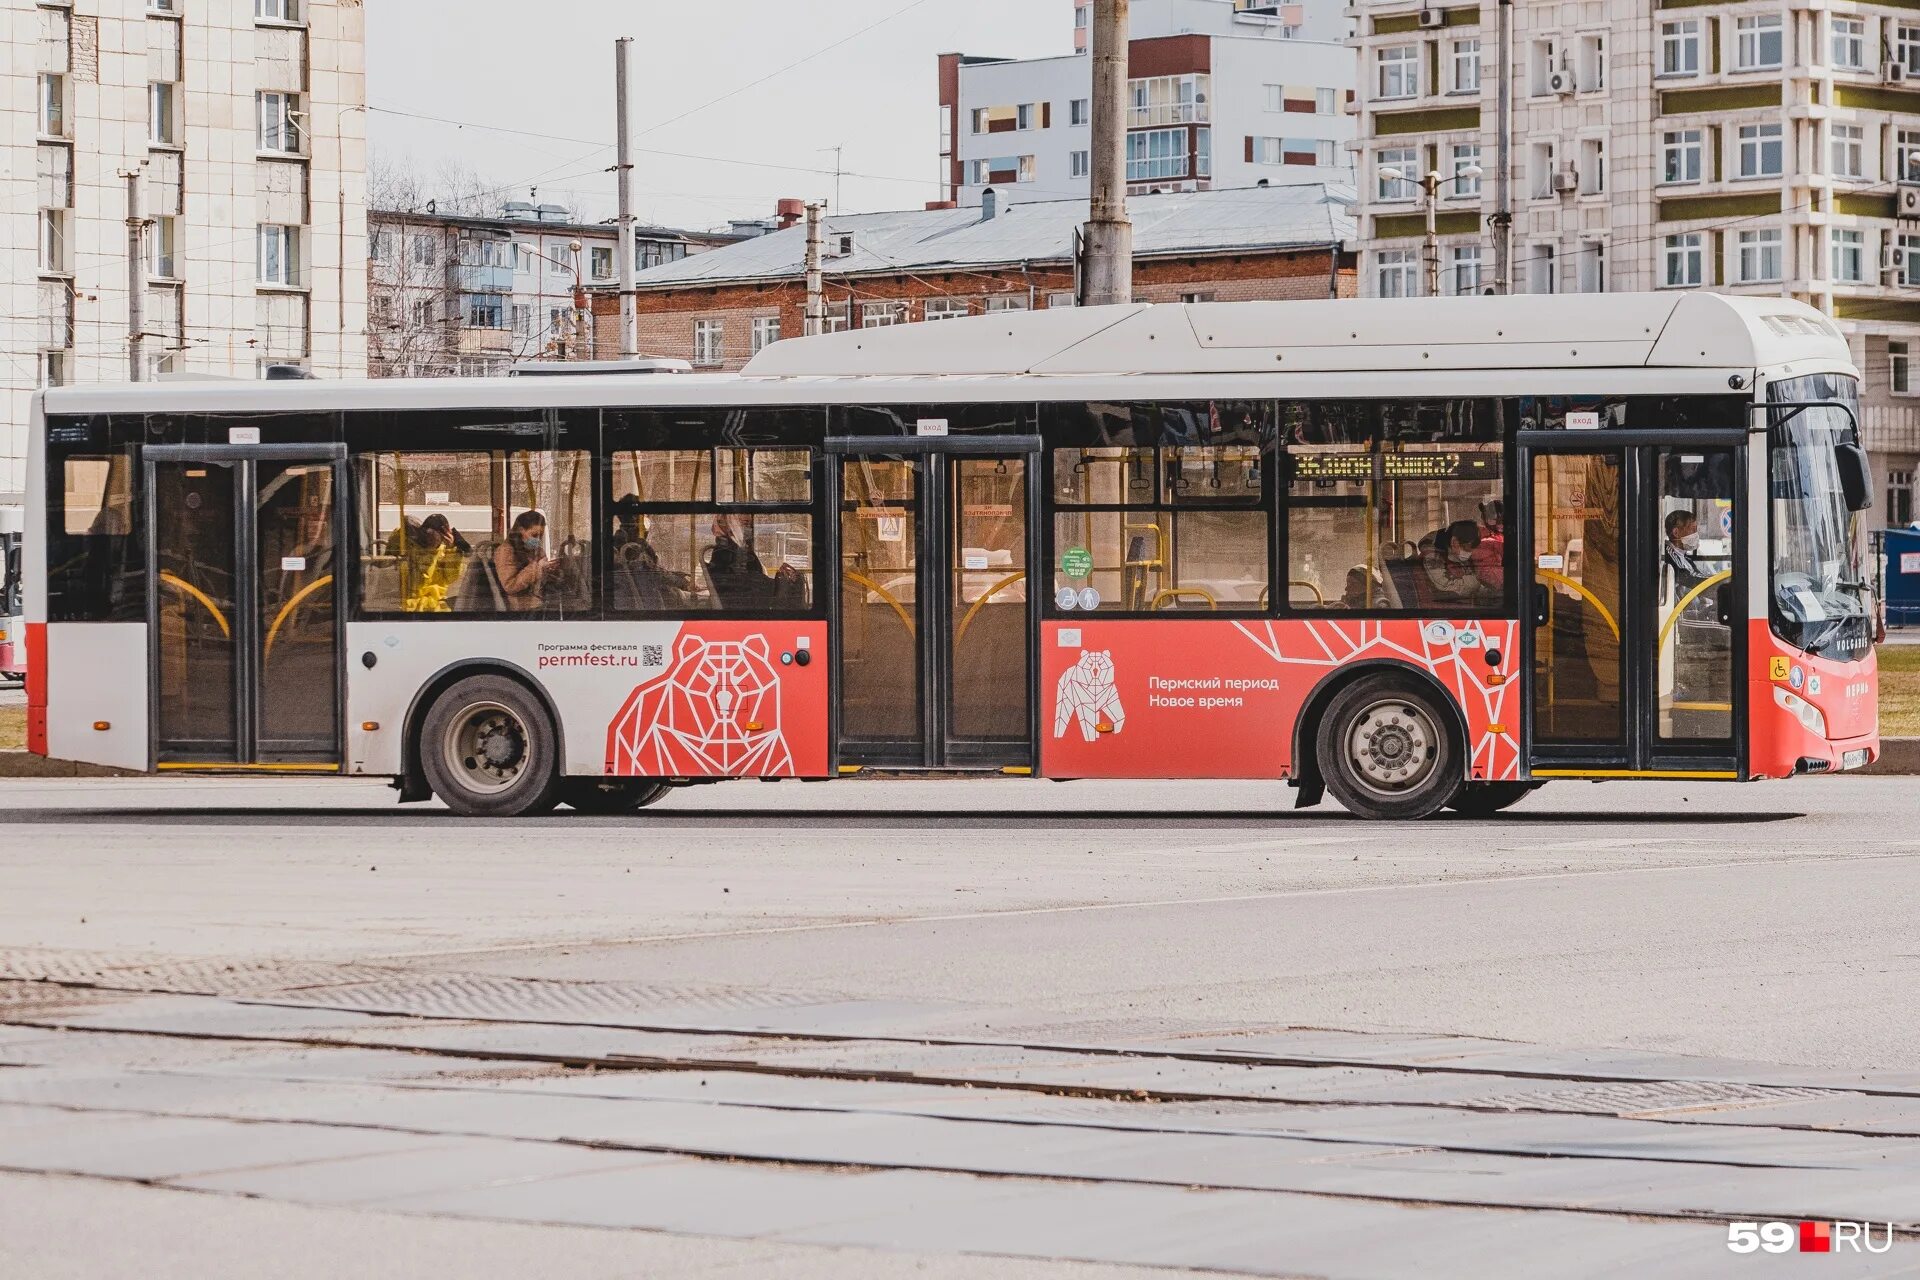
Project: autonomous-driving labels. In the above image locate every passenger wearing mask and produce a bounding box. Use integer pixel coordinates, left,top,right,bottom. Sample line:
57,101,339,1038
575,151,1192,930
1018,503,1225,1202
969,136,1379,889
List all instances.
1426,519,1496,605
1472,499,1506,592
493,509,563,611
1663,510,1706,588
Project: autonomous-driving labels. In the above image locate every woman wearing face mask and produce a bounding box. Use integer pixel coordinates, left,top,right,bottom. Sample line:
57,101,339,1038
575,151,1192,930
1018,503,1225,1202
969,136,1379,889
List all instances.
1663,510,1706,588
1425,519,1495,605
493,509,562,611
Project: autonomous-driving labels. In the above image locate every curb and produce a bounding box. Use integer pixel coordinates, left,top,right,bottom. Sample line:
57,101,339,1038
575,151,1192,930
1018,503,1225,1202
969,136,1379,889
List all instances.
1860,738,1920,776
0,753,139,779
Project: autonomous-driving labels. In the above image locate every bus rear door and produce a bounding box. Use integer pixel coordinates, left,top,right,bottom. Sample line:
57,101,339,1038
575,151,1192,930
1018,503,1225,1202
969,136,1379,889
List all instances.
147,445,344,770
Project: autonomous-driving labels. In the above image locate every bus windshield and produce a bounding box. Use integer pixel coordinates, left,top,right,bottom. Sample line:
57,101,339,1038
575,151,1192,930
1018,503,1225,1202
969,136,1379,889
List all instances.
1767,374,1871,659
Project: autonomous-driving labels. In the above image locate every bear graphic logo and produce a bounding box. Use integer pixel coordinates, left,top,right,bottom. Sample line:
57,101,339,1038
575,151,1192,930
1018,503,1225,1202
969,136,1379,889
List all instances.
606,633,794,777
1053,649,1125,742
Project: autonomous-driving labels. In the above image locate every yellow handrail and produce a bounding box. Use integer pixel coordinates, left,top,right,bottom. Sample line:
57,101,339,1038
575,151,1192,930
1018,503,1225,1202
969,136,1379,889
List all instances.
954,571,1026,645
265,574,335,660
845,570,915,637
1151,587,1218,611
1657,570,1733,657
1534,568,1619,641
158,572,231,639
1289,578,1326,606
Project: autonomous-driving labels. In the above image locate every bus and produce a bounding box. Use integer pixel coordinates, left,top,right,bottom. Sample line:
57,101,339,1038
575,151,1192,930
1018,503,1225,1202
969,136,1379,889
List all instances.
22,293,1881,819
0,505,22,684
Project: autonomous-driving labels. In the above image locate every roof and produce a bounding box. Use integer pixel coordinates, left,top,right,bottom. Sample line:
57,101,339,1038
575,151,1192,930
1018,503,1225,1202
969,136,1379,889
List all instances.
624,183,1357,290
366,207,743,246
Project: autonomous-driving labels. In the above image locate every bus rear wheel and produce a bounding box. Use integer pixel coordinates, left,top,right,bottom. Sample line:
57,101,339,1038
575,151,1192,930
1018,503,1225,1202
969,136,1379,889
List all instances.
1446,781,1542,817
420,675,560,818
1316,675,1461,821
560,778,671,814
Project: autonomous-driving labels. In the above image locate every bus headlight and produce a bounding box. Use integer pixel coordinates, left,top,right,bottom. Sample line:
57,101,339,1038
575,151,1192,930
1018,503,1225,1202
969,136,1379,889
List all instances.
1773,686,1828,738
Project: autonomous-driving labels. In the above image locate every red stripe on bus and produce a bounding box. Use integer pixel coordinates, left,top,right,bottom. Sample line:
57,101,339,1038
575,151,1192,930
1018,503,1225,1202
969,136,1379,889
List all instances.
25,623,47,757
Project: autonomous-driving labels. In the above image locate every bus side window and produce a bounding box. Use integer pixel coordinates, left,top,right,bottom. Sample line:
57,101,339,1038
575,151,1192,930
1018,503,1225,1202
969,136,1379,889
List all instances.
47,449,144,623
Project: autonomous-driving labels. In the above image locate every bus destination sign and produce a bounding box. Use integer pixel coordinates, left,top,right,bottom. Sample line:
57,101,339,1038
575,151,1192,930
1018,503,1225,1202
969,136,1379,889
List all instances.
1292,452,1498,481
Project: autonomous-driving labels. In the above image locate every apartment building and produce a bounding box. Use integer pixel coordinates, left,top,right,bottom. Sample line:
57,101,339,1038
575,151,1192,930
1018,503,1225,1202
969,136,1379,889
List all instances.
1349,0,1920,526
1,0,366,497
365,204,743,378
940,0,1355,208
594,184,1357,373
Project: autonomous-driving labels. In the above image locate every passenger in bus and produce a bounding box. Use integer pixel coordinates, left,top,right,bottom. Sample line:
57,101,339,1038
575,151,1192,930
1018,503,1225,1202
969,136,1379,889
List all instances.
1341,565,1390,610
493,509,563,611
1472,500,1506,592
386,514,469,612
1424,520,1497,606
1663,510,1707,588
609,495,689,610
705,515,807,610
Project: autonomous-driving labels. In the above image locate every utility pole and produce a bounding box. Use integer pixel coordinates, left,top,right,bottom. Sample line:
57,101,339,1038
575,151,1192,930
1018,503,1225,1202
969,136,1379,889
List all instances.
120,167,147,382
804,202,826,336
614,36,639,359
1492,0,1514,293
1080,0,1132,307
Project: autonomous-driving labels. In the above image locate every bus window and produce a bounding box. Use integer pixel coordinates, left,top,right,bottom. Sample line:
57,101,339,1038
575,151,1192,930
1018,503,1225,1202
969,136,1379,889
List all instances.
47,448,144,622
356,450,592,616
607,448,814,614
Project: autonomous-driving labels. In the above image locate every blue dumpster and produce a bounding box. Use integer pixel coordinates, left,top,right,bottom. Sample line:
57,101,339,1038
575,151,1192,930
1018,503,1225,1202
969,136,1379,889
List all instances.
1887,528,1920,629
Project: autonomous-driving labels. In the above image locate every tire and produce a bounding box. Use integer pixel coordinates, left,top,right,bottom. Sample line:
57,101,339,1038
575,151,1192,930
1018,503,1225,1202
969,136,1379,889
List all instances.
560,777,672,814
419,674,561,817
1316,675,1462,821
1446,781,1543,818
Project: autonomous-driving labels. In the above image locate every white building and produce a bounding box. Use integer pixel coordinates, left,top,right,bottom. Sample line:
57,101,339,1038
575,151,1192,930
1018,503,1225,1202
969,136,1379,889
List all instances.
2,0,367,500
1348,0,1920,526
939,0,1355,208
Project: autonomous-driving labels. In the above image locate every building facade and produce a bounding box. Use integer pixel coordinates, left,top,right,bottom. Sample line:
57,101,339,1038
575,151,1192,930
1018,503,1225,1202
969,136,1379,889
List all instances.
2,0,367,498
594,184,1356,373
366,205,746,378
940,0,1355,209
1349,0,1920,527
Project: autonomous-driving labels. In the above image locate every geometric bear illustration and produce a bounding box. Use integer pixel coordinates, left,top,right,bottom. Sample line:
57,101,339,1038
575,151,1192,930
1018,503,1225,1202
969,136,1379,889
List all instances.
1052,648,1125,742
606,632,794,777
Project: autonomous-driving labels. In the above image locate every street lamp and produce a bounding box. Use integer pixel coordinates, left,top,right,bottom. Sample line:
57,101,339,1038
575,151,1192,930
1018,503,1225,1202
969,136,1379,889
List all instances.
1379,162,1483,297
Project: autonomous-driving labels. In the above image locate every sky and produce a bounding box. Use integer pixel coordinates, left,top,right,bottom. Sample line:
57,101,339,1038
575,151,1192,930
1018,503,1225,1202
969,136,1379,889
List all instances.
364,0,1066,232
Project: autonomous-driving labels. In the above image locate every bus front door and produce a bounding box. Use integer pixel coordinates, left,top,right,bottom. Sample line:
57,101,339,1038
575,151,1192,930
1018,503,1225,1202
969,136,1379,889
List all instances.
1520,435,1743,779
834,447,1036,770
148,446,344,770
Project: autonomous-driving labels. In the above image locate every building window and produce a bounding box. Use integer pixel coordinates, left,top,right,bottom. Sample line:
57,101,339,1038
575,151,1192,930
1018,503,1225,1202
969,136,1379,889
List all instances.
750,315,780,353
1377,248,1419,298
1888,468,1915,525
1737,228,1782,283
1179,292,1216,304
1899,129,1920,182
1317,87,1338,114
590,246,613,280
255,0,299,20
1196,126,1210,178
1528,140,1557,198
1735,15,1783,71
1892,345,1913,395
257,224,299,286
257,91,301,153
508,303,531,337
1376,146,1416,201
1580,137,1606,195
1660,20,1700,76
39,209,67,274
1447,245,1483,295
985,296,1029,313
1831,17,1866,71
371,229,392,263
970,107,987,134
1264,84,1284,112
1737,122,1783,178
862,301,908,328
822,303,851,333
1528,244,1556,294
464,294,505,328
1663,233,1704,287
1831,228,1865,283
1662,129,1704,184
149,82,178,145
1900,234,1920,286
1016,103,1036,130
410,235,436,267
693,319,724,364
1127,74,1209,127
1831,123,1865,179
924,298,969,321
1450,143,1481,197
1377,46,1418,100
1316,140,1337,166
1070,150,1090,178
1576,240,1606,293
1071,98,1090,125
1900,23,1920,75
1126,128,1188,181
1578,35,1605,91
1452,40,1481,94
39,74,66,137
149,215,177,278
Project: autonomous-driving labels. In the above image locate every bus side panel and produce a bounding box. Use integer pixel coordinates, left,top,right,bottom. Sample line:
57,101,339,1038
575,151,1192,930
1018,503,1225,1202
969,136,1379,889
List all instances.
346,620,830,780
1040,618,1521,781
42,623,148,770
25,623,47,757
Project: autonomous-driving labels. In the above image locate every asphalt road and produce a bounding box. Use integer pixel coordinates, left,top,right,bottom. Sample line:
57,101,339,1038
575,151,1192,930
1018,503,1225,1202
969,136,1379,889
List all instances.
1,774,1917,1278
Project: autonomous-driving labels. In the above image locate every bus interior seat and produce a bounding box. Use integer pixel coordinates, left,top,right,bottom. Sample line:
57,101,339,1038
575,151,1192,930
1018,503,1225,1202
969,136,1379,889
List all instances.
450,543,508,612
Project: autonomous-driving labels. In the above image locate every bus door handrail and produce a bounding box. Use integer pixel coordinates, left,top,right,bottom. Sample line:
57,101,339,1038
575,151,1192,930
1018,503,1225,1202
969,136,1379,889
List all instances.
264,574,335,660
157,572,232,639
954,572,1026,645
1657,569,1732,657
1533,568,1619,641
844,571,915,637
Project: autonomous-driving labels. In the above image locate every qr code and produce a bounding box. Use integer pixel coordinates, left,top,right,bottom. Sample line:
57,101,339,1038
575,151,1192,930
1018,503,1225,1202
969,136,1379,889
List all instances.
642,644,664,667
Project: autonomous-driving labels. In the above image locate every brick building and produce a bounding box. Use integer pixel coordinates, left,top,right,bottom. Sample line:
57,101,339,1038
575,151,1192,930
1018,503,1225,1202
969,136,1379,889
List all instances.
595,183,1356,372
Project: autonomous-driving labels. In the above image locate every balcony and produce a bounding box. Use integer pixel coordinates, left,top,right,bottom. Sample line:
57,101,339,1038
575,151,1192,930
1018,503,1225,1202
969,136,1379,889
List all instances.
454,263,514,293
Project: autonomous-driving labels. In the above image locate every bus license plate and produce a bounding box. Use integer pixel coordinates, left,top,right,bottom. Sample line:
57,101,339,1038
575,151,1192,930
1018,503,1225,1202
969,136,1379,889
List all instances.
1842,749,1869,771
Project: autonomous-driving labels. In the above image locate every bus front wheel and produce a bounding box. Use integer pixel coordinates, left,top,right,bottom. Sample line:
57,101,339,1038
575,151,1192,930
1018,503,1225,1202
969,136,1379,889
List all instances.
420,674,561,818
560,778,672,814
1316,676,1462,821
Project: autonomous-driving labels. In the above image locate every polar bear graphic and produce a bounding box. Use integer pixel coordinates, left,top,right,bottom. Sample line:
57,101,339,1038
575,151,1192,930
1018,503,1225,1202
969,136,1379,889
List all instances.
1053,649,1125,742
606,633,794,777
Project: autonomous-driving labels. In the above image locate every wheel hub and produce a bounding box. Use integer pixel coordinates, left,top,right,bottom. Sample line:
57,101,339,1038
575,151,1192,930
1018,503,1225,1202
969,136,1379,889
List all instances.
445,702,529,795
1348,702,1435,792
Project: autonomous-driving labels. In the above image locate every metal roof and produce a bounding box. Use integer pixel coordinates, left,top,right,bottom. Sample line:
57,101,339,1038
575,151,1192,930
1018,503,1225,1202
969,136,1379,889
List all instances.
625,183,1356,290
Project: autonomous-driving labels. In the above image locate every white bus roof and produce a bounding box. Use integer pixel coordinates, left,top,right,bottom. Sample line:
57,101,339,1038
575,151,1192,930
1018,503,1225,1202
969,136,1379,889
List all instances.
39,294,1853,417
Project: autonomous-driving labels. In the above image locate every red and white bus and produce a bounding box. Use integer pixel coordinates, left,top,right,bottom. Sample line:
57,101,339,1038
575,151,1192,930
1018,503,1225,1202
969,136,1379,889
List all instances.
0,505,22,684
23,294,1880,818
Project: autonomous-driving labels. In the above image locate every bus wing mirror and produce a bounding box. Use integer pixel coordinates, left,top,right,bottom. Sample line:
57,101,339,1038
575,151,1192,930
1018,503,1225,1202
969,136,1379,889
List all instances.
1837,442,1874,513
